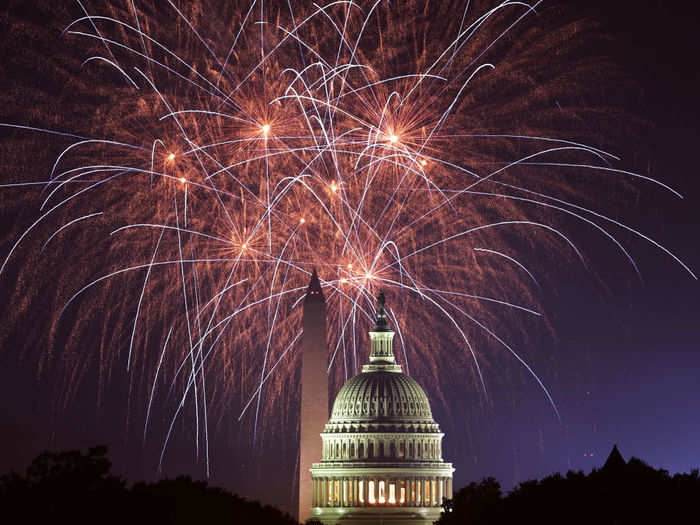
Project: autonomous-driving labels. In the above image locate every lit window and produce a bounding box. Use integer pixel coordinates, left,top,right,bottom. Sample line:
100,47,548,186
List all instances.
400,481,406,504
388,482,396,504
368,481,376,504
378,481,386,504
359,480,365,503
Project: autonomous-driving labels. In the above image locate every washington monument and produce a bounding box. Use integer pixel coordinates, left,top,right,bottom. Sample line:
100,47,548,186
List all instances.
298,269,329,522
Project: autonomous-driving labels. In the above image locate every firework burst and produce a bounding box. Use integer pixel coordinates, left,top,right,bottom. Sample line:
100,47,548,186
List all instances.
0,0,694,478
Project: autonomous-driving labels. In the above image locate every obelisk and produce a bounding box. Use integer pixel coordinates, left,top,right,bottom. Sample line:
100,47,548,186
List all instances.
298,269,328,523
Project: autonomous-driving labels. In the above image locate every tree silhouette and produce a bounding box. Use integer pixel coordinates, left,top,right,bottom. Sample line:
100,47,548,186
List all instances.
0,446,297,524
437,446,700,525
0,446,127,524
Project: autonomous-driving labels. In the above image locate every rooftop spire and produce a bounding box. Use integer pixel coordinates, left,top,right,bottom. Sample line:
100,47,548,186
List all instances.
305,268,324,302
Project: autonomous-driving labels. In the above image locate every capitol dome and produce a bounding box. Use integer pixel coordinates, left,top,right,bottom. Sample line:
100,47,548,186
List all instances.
329,371,435,424
309,292,454,525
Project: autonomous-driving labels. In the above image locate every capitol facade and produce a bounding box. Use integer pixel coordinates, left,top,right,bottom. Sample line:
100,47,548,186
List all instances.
309,292,454,524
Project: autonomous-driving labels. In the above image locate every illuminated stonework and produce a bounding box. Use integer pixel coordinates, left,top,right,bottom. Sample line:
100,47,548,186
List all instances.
310,292,454,524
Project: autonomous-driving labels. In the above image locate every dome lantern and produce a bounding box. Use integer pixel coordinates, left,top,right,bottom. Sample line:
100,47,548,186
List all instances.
366,291,402,372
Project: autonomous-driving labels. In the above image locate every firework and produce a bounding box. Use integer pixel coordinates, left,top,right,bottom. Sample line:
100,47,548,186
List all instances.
0,0,694,477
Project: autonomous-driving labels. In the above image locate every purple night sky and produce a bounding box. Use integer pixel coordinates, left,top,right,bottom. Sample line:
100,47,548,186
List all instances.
1,0,698,516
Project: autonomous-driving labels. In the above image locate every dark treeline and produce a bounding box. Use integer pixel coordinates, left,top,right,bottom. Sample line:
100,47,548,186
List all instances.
4,445,698,524
437,445,699,525
0,445,297,524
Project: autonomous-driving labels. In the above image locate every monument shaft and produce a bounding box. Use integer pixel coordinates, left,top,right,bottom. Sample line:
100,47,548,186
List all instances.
299,271,328,523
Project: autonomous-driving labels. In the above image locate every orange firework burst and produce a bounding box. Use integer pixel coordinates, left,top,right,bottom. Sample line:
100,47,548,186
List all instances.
0,0,694,477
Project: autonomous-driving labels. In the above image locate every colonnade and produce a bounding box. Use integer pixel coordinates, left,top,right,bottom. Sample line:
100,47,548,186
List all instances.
323,437,442,461
312,476,452,508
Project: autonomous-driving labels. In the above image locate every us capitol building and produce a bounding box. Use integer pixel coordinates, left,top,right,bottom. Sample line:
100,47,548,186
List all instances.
308,292,454,524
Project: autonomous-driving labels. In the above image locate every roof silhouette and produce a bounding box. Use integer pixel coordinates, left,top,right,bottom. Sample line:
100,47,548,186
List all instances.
602,444,626,471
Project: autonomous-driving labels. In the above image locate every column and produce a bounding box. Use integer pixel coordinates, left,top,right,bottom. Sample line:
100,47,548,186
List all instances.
447,477,452,499
353,478,358,507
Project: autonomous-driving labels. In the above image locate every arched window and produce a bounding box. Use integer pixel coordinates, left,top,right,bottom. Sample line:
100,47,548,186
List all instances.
335,442,339,458
379,441,385,457
408,442,413,458
368,442,374,458
390,441,396,458
350,442,355,458
399,441,405,458
343,443,347,458
359,442,365,458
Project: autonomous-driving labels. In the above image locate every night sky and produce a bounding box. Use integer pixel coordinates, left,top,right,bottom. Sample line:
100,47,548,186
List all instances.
1,0,699,517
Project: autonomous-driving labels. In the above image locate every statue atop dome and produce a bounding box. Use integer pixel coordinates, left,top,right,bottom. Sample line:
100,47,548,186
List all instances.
372,290,391,332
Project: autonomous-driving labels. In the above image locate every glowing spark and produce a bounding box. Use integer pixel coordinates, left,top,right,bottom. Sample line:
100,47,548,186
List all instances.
261,123,270,135
420,159,427,167
179,177,186,184
331,182,338,192
168,153,175,161
299,217,305,224
388,133,398,144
